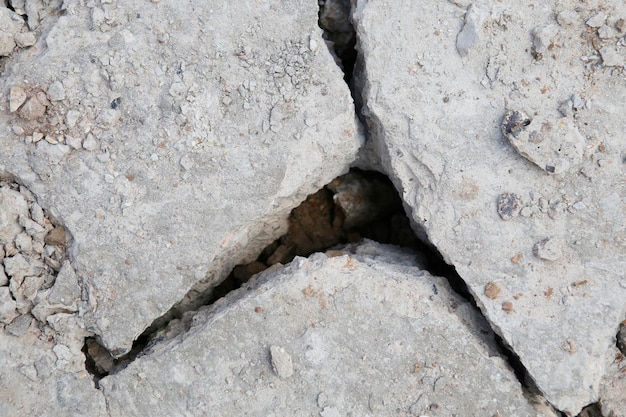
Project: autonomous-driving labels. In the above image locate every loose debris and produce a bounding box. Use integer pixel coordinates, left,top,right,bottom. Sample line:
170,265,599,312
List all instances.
0,180,71,327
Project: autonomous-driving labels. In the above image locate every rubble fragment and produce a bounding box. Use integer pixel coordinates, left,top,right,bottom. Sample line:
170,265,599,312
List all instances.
456,4,487,57
502,114,585,175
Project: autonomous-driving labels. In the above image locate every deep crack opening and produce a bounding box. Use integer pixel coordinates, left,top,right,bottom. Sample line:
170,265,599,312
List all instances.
82,4,586,415
83,167,546,412
83,168,444,380
318,0,356,82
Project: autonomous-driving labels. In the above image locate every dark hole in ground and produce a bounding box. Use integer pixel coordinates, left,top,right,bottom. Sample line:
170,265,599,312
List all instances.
82,168,468,382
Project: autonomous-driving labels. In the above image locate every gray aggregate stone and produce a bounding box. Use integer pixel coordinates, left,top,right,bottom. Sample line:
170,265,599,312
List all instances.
100,243,542,417
0,0,360,356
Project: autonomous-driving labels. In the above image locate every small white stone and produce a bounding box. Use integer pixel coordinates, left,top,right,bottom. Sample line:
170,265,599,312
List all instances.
32,131,43,143
600,46,624,67
82,134,98,151
65,135,82,150
52,344,73,361
586,12,606,28
14,31,37,48
46,81,66,101
19,95,46,120
180,155,193,170
65,110,81,128
269,345,294,378
0,287,19,324
9,86,27,113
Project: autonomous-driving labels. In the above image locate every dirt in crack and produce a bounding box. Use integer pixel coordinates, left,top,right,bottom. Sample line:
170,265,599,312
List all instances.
83,168,461,380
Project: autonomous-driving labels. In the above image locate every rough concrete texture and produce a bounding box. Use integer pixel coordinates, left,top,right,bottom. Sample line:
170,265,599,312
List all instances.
0,316,107,417
352,0,626,414
0,0,360,355
597,346,626,417
101,242,542,417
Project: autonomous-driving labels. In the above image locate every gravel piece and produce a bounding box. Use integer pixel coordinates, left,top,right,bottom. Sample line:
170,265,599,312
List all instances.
456,4,487,57
5,313,32,337
0,287,18,324
269,345,294,379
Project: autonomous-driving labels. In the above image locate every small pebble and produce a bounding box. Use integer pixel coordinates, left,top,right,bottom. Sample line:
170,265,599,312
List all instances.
497,193,522,221
9,86,27,113
502,301,514,313
14,32,37,48
484,281,501,299
19,96,46,121
269,345,294,379
46,81,66,101
586,12,606,28
533,237,561,261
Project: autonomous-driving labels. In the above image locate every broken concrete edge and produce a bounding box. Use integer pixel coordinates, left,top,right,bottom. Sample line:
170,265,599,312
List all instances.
349,6,564,414
105,164,365,360
98,240,554,416
105,242,514,378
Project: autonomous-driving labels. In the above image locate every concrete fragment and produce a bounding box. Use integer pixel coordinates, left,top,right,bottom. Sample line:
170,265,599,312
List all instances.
456,4,487,57
0,32,16,56
0,187,29,244
5,313,32,336
9,86,27,113
0,267,7,286
47,261,80,310
0,0,360,356
599,46,624,67
503,114,585,174
0,287,18,324
586,12,606,28
270,345,294,379
598,347,626,417
101,245,540,416
352,1,626,413
4,253,44,280
46,81,66,101
0,320,108,416
18,95,46,120
14,31,36,47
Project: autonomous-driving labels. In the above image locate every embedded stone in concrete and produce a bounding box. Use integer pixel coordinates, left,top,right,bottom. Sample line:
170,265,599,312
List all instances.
100,242,542,416
0,0,360,356
352,0,626,414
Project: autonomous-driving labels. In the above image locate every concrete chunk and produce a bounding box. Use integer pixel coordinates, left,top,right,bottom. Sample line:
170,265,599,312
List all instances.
352,0,626,413
100,244,540,416
0,0,361,356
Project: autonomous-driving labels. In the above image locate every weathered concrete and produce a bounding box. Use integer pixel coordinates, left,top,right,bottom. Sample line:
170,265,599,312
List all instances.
352,0,626,413
0,313,106,417
101,242,543,417
0,0,360,356
598,346,626,417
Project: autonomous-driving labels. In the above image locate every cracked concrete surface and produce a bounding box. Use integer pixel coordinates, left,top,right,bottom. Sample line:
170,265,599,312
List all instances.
0,0,625,415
